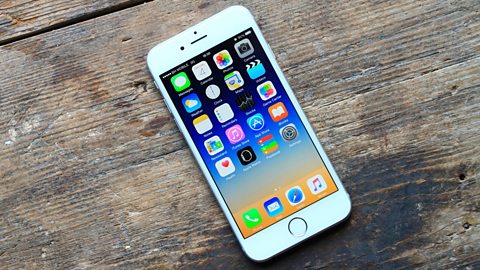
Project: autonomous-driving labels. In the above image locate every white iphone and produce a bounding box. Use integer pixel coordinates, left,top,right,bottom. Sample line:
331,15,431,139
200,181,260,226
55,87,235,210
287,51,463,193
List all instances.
147,6,351,261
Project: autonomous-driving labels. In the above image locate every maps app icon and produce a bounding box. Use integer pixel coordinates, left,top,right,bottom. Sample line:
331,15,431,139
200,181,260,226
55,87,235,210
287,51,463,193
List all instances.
247,113,265,131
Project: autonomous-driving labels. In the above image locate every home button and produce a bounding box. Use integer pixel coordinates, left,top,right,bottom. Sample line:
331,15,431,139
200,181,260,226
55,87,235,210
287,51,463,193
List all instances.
288,217,307,237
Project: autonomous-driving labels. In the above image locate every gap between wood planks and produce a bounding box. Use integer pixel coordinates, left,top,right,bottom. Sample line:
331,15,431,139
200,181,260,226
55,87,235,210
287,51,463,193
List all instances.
0,0,154,46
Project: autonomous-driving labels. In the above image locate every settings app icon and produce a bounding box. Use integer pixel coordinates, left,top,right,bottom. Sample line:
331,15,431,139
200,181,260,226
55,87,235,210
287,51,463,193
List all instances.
280,123,298,141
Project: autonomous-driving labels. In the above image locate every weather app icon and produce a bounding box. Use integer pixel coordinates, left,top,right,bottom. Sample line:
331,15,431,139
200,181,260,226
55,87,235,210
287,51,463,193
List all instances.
182,93,202,113
247,113,265,131
246,59,265,79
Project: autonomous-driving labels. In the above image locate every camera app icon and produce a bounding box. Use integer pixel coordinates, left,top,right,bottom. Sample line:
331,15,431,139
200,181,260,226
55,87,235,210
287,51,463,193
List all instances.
234,38,254,58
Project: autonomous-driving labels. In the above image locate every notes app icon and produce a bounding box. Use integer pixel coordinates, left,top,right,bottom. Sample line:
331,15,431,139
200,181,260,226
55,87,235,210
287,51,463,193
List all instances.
193,114,213,134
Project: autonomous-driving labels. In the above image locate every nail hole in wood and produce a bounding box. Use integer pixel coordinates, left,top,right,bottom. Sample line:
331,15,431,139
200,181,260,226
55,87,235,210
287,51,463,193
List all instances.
459,173,466,180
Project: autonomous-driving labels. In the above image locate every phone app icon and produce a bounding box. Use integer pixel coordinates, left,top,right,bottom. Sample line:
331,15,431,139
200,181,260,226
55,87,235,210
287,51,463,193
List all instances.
193,114,212,134
225,124,245,144
246,59,265,79
205,84,221,100
285,186,305,206
182,93,202,113
247,113,265,131
224,71,244,90
192,61,212,81
237,146,257,166
215,157,235,177
213,50,233,69
204,135,224,156
268,102,288,122
307,175,327,195
280,123,298,141
234,38,254,58
264,197,284,217
214,103,234,123
258,134,278,154
236,92,255,111
242,208,262,228
171,72,191,92
257,81,277,100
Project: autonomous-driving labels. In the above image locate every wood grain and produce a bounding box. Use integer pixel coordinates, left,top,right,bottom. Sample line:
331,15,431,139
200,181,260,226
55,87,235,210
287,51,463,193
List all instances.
0,0,479,269
0,0,151,45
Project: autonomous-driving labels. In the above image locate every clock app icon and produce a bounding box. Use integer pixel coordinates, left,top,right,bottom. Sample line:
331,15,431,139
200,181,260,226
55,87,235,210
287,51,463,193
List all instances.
205,84,221,99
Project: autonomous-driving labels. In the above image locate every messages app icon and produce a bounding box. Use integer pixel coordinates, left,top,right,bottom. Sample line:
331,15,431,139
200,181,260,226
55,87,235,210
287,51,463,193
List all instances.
171,72,190,92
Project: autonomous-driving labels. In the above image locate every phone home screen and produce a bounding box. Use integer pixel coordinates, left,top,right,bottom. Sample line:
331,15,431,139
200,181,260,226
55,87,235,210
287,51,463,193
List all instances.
160,28,338,238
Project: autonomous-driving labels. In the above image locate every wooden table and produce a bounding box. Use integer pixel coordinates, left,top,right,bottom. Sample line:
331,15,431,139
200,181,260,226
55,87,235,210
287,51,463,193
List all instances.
1,0,479,269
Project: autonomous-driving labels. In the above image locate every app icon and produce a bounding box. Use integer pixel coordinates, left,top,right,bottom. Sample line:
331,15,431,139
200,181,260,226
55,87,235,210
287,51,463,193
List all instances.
246,59,265,79
171,72,191,92
215,157,235,177
182,93,202,113
204,135,224,156
193,114,212,134
285,186,305,206
214,103,234,123
192,61,212,81
280,123,298,141
225,124,245,144
247,113,265,131
213,50,233,69
268,102,288,122
258,134,278,154
257,81,277,100
236,92,255,111
263,197,283,217
307,175,327,195
237,146,257,165
224,71,244,90
205,84,221,100
234,38,254,58
242,208,262,228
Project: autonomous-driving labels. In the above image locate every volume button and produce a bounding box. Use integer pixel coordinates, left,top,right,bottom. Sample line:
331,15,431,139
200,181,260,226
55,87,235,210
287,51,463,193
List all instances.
153,80,160,90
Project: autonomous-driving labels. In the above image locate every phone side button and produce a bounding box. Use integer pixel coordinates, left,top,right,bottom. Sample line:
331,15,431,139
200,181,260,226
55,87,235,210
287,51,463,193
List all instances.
153,80,160,90
288,217,307,237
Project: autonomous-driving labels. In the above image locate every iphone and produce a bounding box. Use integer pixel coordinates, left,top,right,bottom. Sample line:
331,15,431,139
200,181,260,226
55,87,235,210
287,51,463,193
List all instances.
147,6,351,261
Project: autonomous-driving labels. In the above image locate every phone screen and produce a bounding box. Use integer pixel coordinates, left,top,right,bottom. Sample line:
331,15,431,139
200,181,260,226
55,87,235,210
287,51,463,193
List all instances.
159,28,338,238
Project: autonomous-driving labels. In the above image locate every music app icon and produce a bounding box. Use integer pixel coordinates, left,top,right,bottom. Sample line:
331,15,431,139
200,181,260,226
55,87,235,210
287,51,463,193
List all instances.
307,175,327,195
225,124,245,144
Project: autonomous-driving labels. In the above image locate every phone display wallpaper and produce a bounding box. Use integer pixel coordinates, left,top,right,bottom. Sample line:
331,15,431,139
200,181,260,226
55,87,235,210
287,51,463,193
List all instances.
160,28,338,238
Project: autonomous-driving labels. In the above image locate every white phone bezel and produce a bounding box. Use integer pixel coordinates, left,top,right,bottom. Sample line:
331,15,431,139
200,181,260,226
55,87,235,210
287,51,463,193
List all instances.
147,5,351,261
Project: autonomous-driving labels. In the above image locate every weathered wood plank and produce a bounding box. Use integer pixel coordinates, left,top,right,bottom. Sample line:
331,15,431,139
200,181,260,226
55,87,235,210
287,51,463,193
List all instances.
0,0,479,269
0,0,151,45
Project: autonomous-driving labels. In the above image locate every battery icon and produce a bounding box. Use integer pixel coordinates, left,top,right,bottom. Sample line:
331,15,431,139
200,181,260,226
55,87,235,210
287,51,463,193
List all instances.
245,30,251,35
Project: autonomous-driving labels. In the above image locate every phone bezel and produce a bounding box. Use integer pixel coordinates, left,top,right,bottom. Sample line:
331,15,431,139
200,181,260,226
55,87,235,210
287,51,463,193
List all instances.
147,5,351,261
